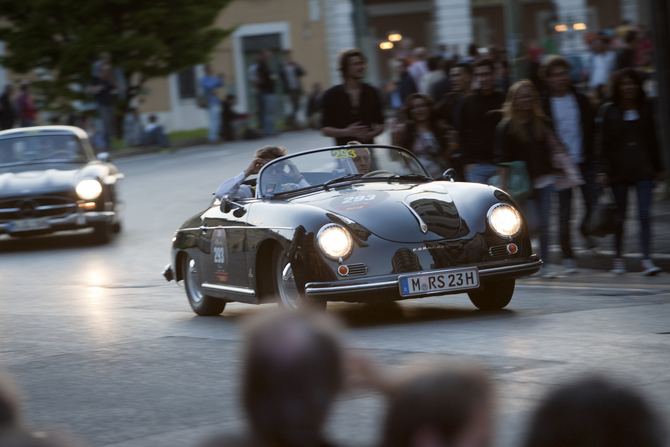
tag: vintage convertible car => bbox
[0,126,123,243]
[163,144,542,315]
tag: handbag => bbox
[588,187,622,237]
[496,160,532,201]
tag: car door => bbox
[199,199,254,294]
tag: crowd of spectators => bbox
[1,310,666,447]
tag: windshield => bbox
[0,135,88,166]
[257,146,430,197]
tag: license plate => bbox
[399,267,479,296]
[8,218,50,233]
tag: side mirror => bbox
[97,152,111,163]
[220,195,247,218]
[442,168,456,182]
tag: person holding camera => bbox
[215,145,308,200]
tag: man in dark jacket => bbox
[0,84,16,130]
[459,58,505,184]
[539,56,597,273]
[321,49,384,146]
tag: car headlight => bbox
[317,224,353,260]
[76,179,103,200]
[488,203,522,238]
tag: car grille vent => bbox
[489,245,510,257]
[347,263,368,276]
[0,196,76,221]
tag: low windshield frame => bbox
[0,134,90,166]
[256,145,431,198]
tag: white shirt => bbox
[215,171,311,200]
[550,93,584,164]
[588,51,616,88]
[283,64,300,90]
[408,61,429,91]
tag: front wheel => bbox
[182,253,226,316]
[273,247,326,310]
[467,279,515,310]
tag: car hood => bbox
[289,182,465,242]
[0,163,88,197]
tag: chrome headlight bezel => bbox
[317,223,354,261]
[75,179,103,201]
[487,203,522,239]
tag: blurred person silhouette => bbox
[539,56,597,273]
[306,83,323,129]
[397,58,418,105]
[200,64,225,143]
[123,107,143,147]
[321,49,384,146]
[430,58,453,103]
[419,56,444,98]
[279,50,306,129]
[15,82,37,128]
[221,95,249,141]
[241,310,344,447]
[380,363,494,447]
[1,369,22,429]
[215,145,308,200]
[256,51,278,137]
[616,30,638,70]
[407,47,429,90]
[523,375,666,447]
[587,34,617,103]
[391,93,448,178]
[497,80,582,279]
[141,115,170,148]
[0,84,16,130]
[459,58,504,185]
[597,68,665,276]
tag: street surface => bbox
[1,130,669,447]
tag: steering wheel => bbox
[362,170,395,178]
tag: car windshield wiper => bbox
[386,173,432,182]
[323,173,364,189]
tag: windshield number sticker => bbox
[331,149,357,159]
[341,195,376,205]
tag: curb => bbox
[548,246,670,273]
[109,137,209,159]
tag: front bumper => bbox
[304,256,542,301]
[0,211,116,235]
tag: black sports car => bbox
[0,126,123,243]
[163,144,541,315]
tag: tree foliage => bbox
[0,0,234,117]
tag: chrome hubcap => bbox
[186,258,204,303]
[278,260,301,310]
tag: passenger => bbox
[524,375,666,447]
[379,363,494,447]
[241,310,345,447]
[215,145,308,200]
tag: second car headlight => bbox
[488,203,522,238]
[76,179,102,200]
[317,224,353,260]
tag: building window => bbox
[178,67,197,99]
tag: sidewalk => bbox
[545,186,670,275]
[109,129,670,275]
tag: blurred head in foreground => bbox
[523,375,666,447]
[0,370,22,429]
[242,310,344,447]
[380,363,494,447]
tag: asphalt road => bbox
[1,130,669,447]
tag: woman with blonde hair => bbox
[497,79,581,278]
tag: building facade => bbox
[0,0,646,133]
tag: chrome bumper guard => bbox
[305,258,543,297]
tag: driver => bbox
[351,146,372,174]
[215,145,309,200]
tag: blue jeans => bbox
[524,186,552,264]
[612,180,654,259]
[207,102,221,142]
[262,93,277,136]
[557,164,597,259]
[465,163,498,184]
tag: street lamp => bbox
[380,42,394,50]
[388,33,402,42]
